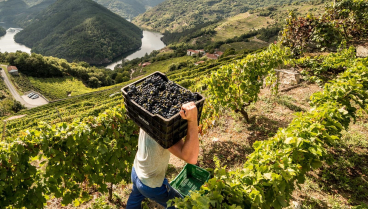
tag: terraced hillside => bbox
[0,86,122,137]
[0,50,252,137]
[162,1,325,51]
[1,1,367,208]
[132,0,321,33]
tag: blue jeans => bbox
[126,167,183,209]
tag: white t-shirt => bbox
[133,129,171,188]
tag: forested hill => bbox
[14,0,143,65]
[0,26,6,37]
[132,0,314,33]
[22,0,165,20]
[14,0,57,27]
[0,0,29,22]
[93,0,146,19]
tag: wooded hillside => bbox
[132,0,317,33]
[0,0,29,22]
[14,0,143,65]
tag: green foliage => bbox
[206,44,291,122]
[93,0,165,19]
[0,51,115,89]
[287,46,357,83]
[0,0,28,22]
[0,72,25,116]
[161,21,219,45]
[0,105,139,208]
[169,56,368,208]
[28,76,98,100]
[14,0,143,65]
[222,48,236,57]
[0,87,125,137]
[13,0,57,28]
[168,61,193,72]
[281,0,368,54]
[0,27,5,37]
[0,98,26,116]
[115,72,130,83]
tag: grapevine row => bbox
[0,104,138,208]
[169,56,368,208]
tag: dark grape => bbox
[128,75,198,119]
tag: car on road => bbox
[28,93,35,98]
[31,94,39,99]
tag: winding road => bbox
[0,64,38,108]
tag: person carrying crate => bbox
[126,102,199,209]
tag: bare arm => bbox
[168,102,199,164]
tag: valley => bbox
[105,30,166,70]
[14,0,143,65]
[0,26,31,53]
[132,0,324,33]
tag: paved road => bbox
[0,65,37,108]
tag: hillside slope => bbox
[132,0,312,33]
[92,0,165,19]
[0,0,29,22]
[163,2,324,45]
[14,0,57,27]
[23,0,44,6]
[14,0,143,65]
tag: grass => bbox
[28,76,97,100]
[213,12,272,42]
[219,40,270,52]
[132,56,195,78]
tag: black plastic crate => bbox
[122,71,205,149]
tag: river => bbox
[0,22,165,69]
[0,22,31,54]
[105,30,166,70]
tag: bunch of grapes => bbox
[127,75,198,119]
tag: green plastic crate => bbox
[170,164,211,197]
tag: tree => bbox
[88,76,101,88]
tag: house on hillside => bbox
[215,51,223,57]
[187,49,198,56]
[187,49,205,56]
[197,49,205,55]
[205,51,224,60]
[7,66,19,75]
[205,53,218,60]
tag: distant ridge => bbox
[14,0,57,27]
[0,0,29,22]
[14,0,143,65]
[92,0,165,19]
[133,0,310,33]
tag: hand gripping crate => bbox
[171,164,211,197]
[121,71,205,149]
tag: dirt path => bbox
[253,36,268,44]
[1,64,39,108]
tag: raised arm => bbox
[168,102,199,164]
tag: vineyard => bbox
[0,48,259,138]
[1,0,368,208]
[28,77,98,100]
[0,42,366,208]
[0,87,123,137]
